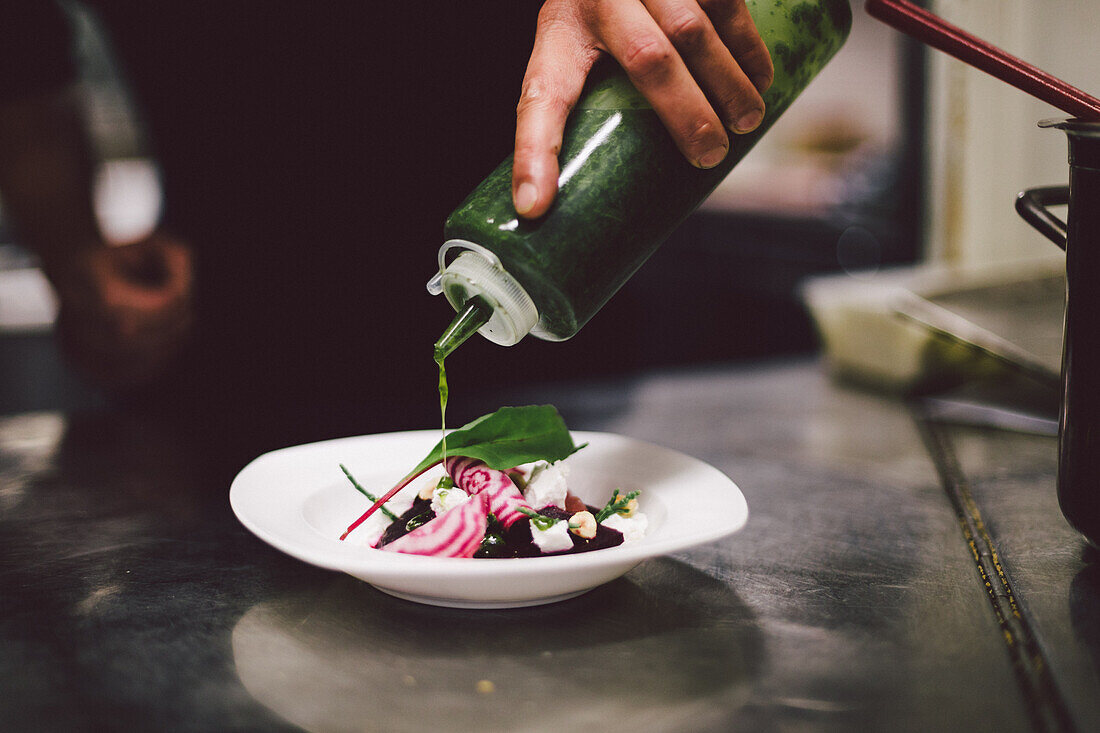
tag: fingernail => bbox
[735,109,764,133]
[514,182,539,215]
[752,75,772,92]
[698,146,727,169]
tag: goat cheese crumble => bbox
[523,460,569,509]
[431,486,470,515]
[601,512,648,544]
[529,517,573,553]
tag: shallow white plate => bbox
[230,430,748,608]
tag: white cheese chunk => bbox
[431,486,470,515]
[601,512,648,544]
[523,460,569,510]
[530,518,573,554]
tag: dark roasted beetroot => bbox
[375,497,433,548]
[482,505,624,558]
[378,499,625,558]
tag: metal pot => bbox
[1017,119,1100,546]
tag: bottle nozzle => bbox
[434,296,493,362]
[428,245,539,348]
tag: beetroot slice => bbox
[380,492,490,557]
[445,456,532,527]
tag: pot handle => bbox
[1015,186,1069,250]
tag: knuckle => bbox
[681,117,723,150]
[512,126,563,174]
[620,35,675,82]
[516,76,570,118]
[664,10,709,52]
[514,137,560,166]
[712,94,743,120]
[745,46,775,77]
[716,86,763,117]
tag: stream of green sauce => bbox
[432,296,492,462]
[435,349,448,460]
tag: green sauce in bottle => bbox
[429,0,852,346]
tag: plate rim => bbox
[230,429,748,585]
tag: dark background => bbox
[0,1,927,448]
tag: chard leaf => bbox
[410,405,582,476]
[340,405,582,541]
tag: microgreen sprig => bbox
[340,464,399,522]
[595,489,640,523]
[518,506,561,532]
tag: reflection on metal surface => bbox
[920,398,1059,437]
[939,416,1100,731]
[1070,556,1100,685]
[232,559,761,733]
[914,414,1074,733]
[0,412,66,511]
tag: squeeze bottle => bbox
[429,0,853,358]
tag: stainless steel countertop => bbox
[1,358,1095,731]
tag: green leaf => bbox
[340,405,583,541]
[409,405,583,476]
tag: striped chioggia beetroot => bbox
[444,456,532,527]
[380,491,490,557]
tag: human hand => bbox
[512,0,774,219]
[49,231,195,390]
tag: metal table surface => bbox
[2,358,1097,732]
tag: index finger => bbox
[512,15,598,219]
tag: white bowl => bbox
[230,430,747,608]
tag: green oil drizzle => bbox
[433,296,493,461]
[435,350,448,459]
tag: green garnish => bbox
[405,511,432,532]
[518,506,561,532]
[477,532,506,555]
[436,475,455,490]
[474,514,507,557]
[341,405,585,541]
[340,464,399,522]
[409,405,585,477]
[595,489,641,523]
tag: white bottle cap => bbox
[426,240,539,346]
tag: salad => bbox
[338,406,648,558]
